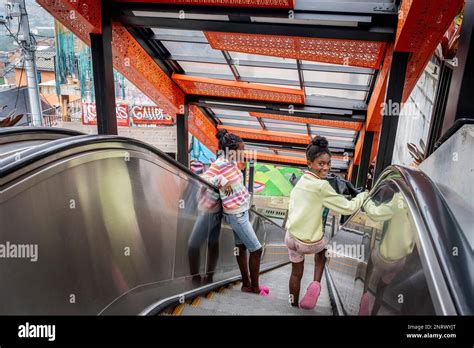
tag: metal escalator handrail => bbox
[0,133,284,230]
[367,165,473,315]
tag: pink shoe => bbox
[299,281,321,310]
[359,292,369,316]
[242,285,270,294]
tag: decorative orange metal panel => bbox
[217,125,310,145]
[205,32,386,69]
[112,23,184,117]
[36,0,101,44]
[250,112,362,131]
[394,0,464,102]
[173,74,305,104]
[112,0,294,8]
[366,43,392,132]
[188,105,218,153]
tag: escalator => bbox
[0,130,471,315]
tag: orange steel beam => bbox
[395,0,464,102]
[112,0,295,8]
[172,74,305,104]
[249,112,363,131]
[217,125,310,145]
[205,32,386,69]
[366,43,392,132]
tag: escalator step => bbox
[171,303,186,316]
[180,304,229,316]
[191,297,201,308]
[196,292,318,316]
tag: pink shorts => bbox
[285,232,328,263]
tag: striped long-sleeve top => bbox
[201,157,251,214]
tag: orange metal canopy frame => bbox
[36,0,464,168]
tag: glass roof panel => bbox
[178,61,234,77]
[257,83,301,90]
[219,119,261,127]
[302,60,350,67]
[305,87,367,100]
[262,118,357,136]
[303,70,371,86]
[133,11,228,21]
[310,125,356,136]
[263,121,308,133]
[229,52,297,65]
[161,41,225,61]
[211,109,250,117]
[236,65,299,82]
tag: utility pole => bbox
[8,0,43,126]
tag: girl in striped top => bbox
[202,129,269,296]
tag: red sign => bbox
[82,102,129,127]
[131,105,174,125]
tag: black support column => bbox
[248,160,255,194]
[350,165,359,186]
[90,0,117,135]
[356,131,374,189]
[176,103,189,167]
[374,52,410,180]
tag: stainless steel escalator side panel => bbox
[393,178,457,315]
[325,166,463,316]
[0,137,289,315]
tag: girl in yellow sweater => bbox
[286,136,368,309]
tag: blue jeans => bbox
[223,210,262,252]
